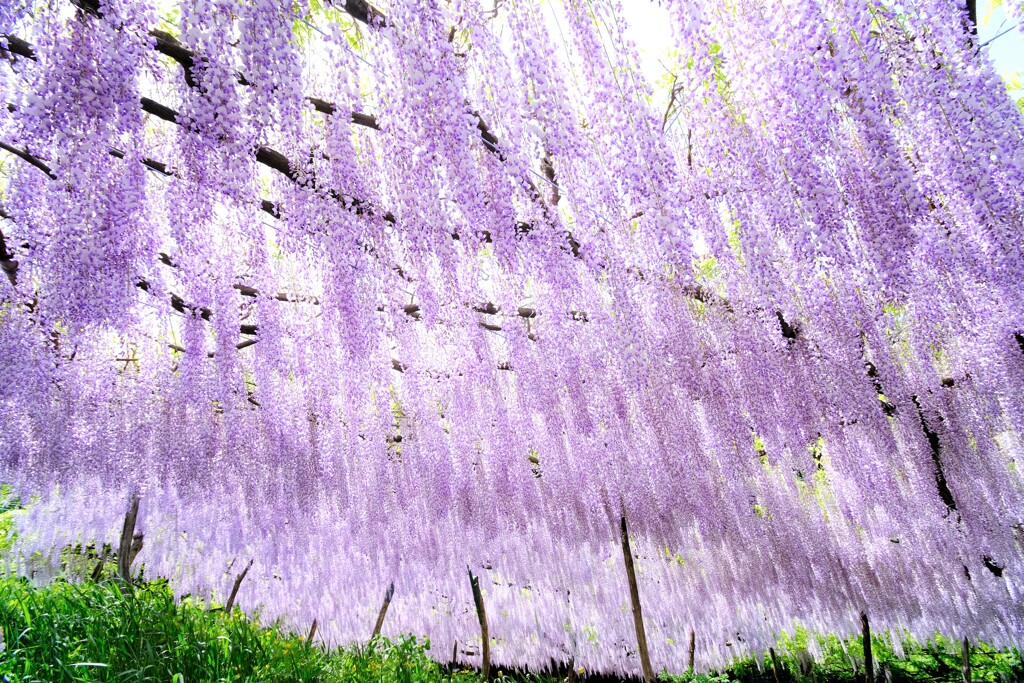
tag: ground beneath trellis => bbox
[0,578,1021,683]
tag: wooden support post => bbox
[91,546,109,582]
[620,516,655,683]
[962,638,972,683]
[861,612,874,683]
[371,581,395,639]
[117,493,141,585]
[307,618,318,644]
[688,629,696,672]
[770,647,783,683]
[224,559,253,613]
[468,568,491,682]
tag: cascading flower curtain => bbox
[0,0,1022,674]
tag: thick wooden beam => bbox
[139,98,395,223]
[0,33,35,60]
[620,516,654,683]
[5,31,392,222]
[326,0,506,163]
[70,0,383,128]
[4,46,595,267]
[371,581,395,639]
[469,568,491,682]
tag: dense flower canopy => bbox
[1,0,1023,674]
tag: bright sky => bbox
[621,0,1024,103]
[978,0,1024,98]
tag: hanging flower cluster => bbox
[1,0,1023,674]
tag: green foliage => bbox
[660,628,1024,683]
[1002,73,1024,115]
[0,485,22,558]
[0,485,21,514]
[2,576,1022,683]
[292,0,360,50]
[342,635,451,683]
[0,577,440,683]
[871,635,1023,683]
[661,668,735,683]
[155,6,181,38]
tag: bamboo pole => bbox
[371,582,395,639]
[468,568,490,682]
[117,493,141,585]
[962,638,971,683]
[224,559,253,613]
[620,516,654,683]
[861,613,874,683]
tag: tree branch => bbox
[326,0,507,161]
[223,558,253,613]
[0,34,35,61]
[0,141,56,179]
[0,209,19,286]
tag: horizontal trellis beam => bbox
[0,142,594,338]
[3,15,592,253]
[65,0,507,159]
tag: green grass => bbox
[0,576,1020,683]
[0,577,449,683]
[666,630,1024,683]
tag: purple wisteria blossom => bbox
[0,0,1022,674]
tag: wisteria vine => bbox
[1,0,1023,675]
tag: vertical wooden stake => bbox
[566,590,578,683]
[224,559,253,613]
[961,638,971,683]
[620,516,654,683]
[307,618,318,644]
[91,546,109,582]
[769,647,783,683]
[468,568,490,682]
[688,629,696,673]
[372,582,395,639]
[117,493,141,585]
[861,612,874,683]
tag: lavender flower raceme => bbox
[0,0,1022,674]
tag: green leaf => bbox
[981,0,1003,27]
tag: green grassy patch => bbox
[0,576,1020,683]
[0,577,445,683]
